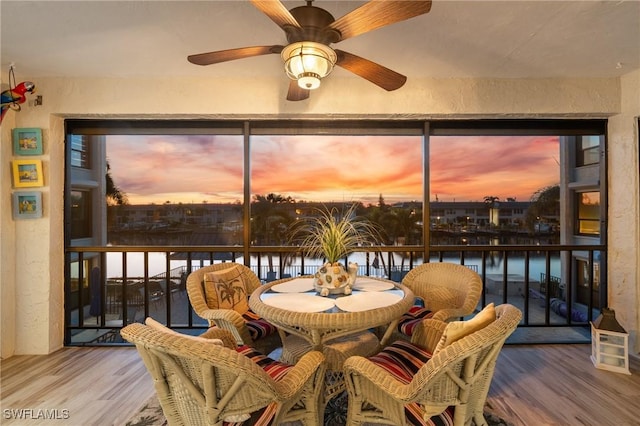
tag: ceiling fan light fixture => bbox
[282,41,337,90]
[297,72,322,90]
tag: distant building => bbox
[107,199,553,235]
[427,200,533,229]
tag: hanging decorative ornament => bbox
[1,65,36,126]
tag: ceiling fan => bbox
[188,0,432,101]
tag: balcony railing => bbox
[65,244,605,346]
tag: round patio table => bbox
[250,275,414,351]
[249,275,414,404]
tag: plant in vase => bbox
[287,204,381,296]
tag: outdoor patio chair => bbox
[343,303,522,426]
[186,262,281,354]
[121,322,326,426]
[396,262,483,339]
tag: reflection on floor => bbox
[507,326,590,344]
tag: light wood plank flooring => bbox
[1,344,639,425]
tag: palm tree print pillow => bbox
[203,265,250,314]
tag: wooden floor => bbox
[1,344,639,426]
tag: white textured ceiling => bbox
[1,0,639,83]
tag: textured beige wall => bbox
[13,76,621,117]
[1,82,17,359]
[607,69,640,353]
[1,74,637,355]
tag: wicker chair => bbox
[343,304,522,426]
[396,262,483,340]
[186,263,280,354]
[121,323,326,426]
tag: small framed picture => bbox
[12,128,43,155]
[13,191,43,219]
[12,159,44,188]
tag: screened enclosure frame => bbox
[63,118,608,343]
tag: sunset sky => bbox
[107,134,559,205]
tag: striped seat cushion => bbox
[397,306,434,337]
[368,340,455,426]
[242,309,278,341]
[228,346,295,425]
[236,345,293,381]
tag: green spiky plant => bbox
[288,204,381,264]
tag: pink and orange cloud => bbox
[107,134,558,205]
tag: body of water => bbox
[105,250,561,283]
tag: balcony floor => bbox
[1,344,639,425]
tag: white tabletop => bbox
[259,277,403,313]
[250,276,414,351]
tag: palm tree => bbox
[106,161,127,205]
[483,195,500,206]
[393,207,421,245]
[390,206,421,273]
[366,194,395,245]
[526,185,560,232]
[106,161,127,232]
[251,193,294,275]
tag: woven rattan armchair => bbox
[396,262,483,340]
[343,304,522,426]
[121,323,326,426]
[186,262,280,354]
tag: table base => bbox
[281,331,380,405]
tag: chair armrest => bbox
[199,308,253,346]
[273,351,326,399]
[198,327,237,349]
[431,308,468,322]
[344,351,462,406]
[343,356,413,401]
[411,318,447,353]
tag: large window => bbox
[70,135,90,168]
[429,135,560,244]
[65,119,607,249]
[70,190,92,239]
[576,191,601,235]
[576,135,600,167]
[104,133,244,246]
[249,134,423,246]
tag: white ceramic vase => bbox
[314,261,358,296]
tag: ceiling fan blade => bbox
[329,0,432,41]
[287,80,311,101]
[287,80,310,101]
[250,0,301,30]
[187,45,283,66]
[335,49,407,91]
